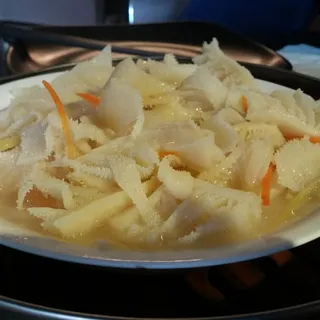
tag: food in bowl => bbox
[0,39,319,250]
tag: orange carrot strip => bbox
[284,135,320,144]
[309,136,320,143]
[240,95,248,113]
[284,135,303,141]
[158,151,178,160]
[42,80,76,159]
[261,163,276,206]
[77,92,101,108]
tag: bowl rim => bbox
[0,58,319,270]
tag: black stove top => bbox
[1,239,320,320]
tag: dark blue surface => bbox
[179,0,318,47]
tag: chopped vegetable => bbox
[0,134,20,152]
[309,136,320,143]
[42,80,76,159]
[282,178,320,216]
[261,163,276,206]
[240,95,248,113]
[158,151,178,160]
[76,92,101,108]
[284,135,301,141]
[284,135,320,144]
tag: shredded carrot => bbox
[284,135,303,141]
[309,136,320,143]
[77,92,101,108]
[240,95,248,113]
[42,80,76,159]
[261,163,276,206]
[158,151,178,160]
[284,135,320,144]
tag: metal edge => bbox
[0,59,318,90]
[1,20,293,70]
[1,293,320,320]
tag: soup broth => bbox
[0,39,319,252]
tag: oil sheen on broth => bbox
[0,186,318,251]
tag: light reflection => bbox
[128,2,135,24]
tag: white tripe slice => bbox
[272,89,317,127]
[51,178,158,237]
[315,101,320,129]
[69,120,108,145]
[53,158,113,180]
[17,121,47,165]
[246,90,320,136]
[98,78,144,137]
[107,206,141,233]
[109,58,173,97]
[67,171,118,192]
[16,180,34,211]
[136,55,196,85]
[193,38,258,89]
[113,186,179,241]
[3,66,90,135]
[234,122,285,149]
[179,66,228,111]
[0,148,27,194]
[0,109,11,132]
[108,186,172,236]
[160,196,206,239]
[78,136,133,164]
[130,111,145,139]
[274,139,320,192]
[163,178,262,241]
[216,107,245,125]
[44,125,64,159]
[174,133,224,170]
[109,185,170,232]
[106,154,154,222]
[48,46,112,103]
[158,155,194,200]
[28,207,68,223]
[0,112,42,138]
[197,144,243,187]
[75,140,92,154]
[178,220,222,244]
[155,121,224,170]
[17,163,75,210]
[70,45,113,89]
[6,86,55,121]
[201,113,239,153]
[1,48,113,134]
[152,186,179,221]
[295,90,318,127]
[136,163,155,181]
[125,143,158,181]
[143,97,196,129]
[16,162,46,209]
[69,186,105,207]
[235,139,273,189]
[128,142,159,167]
[163,53,179,65]
[152,120,199,148]
[193,179,262,229]
[50,72,91,104]
[32,172,75,210]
